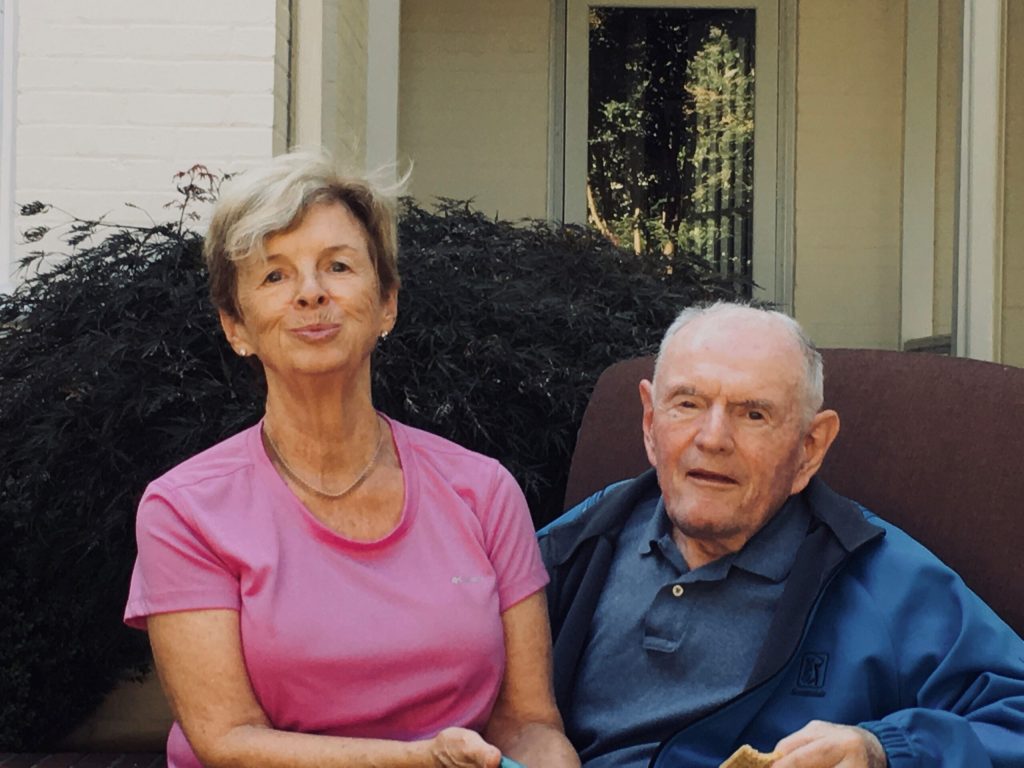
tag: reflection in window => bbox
[587,8,755,292]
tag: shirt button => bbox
[671,584,685,598]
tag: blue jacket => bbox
[538,471,1024,768]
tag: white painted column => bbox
[0,0,17,292]
[366,0,400,176]
[292,0,325,149]
[900,0,939,346]
[955,0,1005,361]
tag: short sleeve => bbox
[124,484,240,630]
[479,464,550,612]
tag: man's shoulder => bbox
[804,478,948,575]
[539,470,661,564]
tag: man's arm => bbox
[769,523,1024,768]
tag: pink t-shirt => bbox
[124,416,549,768]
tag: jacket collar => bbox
[542,469,661,567]
[543,471,882,567]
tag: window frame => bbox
[0,0,16,293]
[551,0,795,309]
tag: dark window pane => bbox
[587,7,755,293]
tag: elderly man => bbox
[539,303,1024,768]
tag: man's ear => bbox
[639,379,657,468]
[790,409,840,495]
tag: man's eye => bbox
[748,410,765,421]
[679,400,697,409]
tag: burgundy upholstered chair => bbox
[563,349,1024,637]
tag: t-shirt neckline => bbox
[248,413,416,550]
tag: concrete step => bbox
[0,755,165,767]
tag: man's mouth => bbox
[686,469,739,485]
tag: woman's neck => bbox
[262,368,380,471]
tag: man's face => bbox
[641,312,820,564]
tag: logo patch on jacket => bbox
[793,652,828,696]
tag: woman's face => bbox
[220,201,397,380]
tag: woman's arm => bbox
[483,592,581,768]
[149,609,503,768]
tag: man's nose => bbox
[694,406,734,453]
[294,270,327,307]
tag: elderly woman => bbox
[124,151,578,768]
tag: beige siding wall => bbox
[1002,2,1024,365]
[14,0,284,267]
[399,0,550,219]
[793,0,906,348]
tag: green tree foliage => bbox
[0,187,745,749]
[587,7,754,278]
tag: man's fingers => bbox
[771,721,885,768]
[773,720,831,757]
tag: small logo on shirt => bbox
[451,575,486,584]
[793,652,828,696]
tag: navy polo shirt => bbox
[565,493,812,768]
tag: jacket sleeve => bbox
[856,521,1024,768]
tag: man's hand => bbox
[429,727,504,768]
[771,721,887,768]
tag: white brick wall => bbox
[11,0,287,279]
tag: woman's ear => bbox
[381,289,398,336]
[219,310,251,357]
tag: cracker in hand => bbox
[719,744,780,768]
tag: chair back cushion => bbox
[563,349,1024,636]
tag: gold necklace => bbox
[263,417,385,499]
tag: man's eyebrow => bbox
[663,383,700,398]
[738,398,775,412]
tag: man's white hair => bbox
[654,301,825,423]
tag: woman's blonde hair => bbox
[204,150,402,318]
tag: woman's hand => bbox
[428,727,503,767]
[484,592,581,767]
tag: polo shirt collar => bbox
[638,493,812,582]
[733,494,812,582]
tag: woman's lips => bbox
[290,323,341,341]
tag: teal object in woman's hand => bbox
[500,757,526,768]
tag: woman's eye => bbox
[262,270,284,285]
[329,260,349,273]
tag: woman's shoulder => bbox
[389,417,497,466]
[148,422,263,495]
[389,417,506,477]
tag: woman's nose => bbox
[294,271,327,307]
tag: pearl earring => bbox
[238,347,247,357]
[380,331,389,341]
